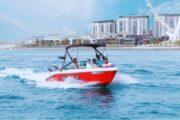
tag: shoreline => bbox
[0,44,180,50]
[6,46,180,50]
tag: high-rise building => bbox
[153,14,180,38]
[92,20,116,38]
[116,16,149,35]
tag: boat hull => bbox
[46,68,117,85]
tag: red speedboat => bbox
[46,44,117,86]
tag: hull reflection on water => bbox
[80,87,113,108]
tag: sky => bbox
[0,0,180,41]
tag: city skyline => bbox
[0,0,180,41]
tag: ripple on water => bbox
[134,69,154,74]
[0,94,24,100]
[4,75,26,84]
[172,71,180,76]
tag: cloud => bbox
[61,26,77,36]
[137,0,180,15]
[0,13,32,32]
[155,0,180,14]
[81,0,95,20]
[40,0,96,21]
[0,0,123,41]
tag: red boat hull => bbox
[47,69,117,85]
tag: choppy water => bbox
[0,49,180,120]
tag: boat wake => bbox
[112,73,139,85]
[0,68,139,89]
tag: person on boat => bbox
[103,58,113,68]
[96,54,103,67]
[86,59,92,68]
[92,59,98,68]
[71,58,79,69]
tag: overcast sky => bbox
[0,0,180,41]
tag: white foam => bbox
[112,73,139,84]
[0,68,98,89]
[0,68,139,89]
[0,68,48,82]
[36,77,98,89]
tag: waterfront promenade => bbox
[1,44,180,50]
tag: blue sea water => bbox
[0,49,180,120]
